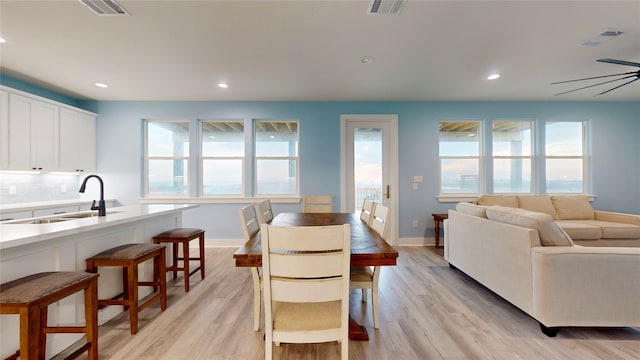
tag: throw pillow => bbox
[551,195,595,220]
[517,195,559,219]
[478,195,518,207]
[455,202,488,218]
[486,205,574,246]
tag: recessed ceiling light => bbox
[487,74,500,80]
[360,56,375,64]
[218,82,229,89]
[95,82,108,88]
[0,37,6,43]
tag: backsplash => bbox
[0,173,82,204]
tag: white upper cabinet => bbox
[59,107,96,173]
[0,87,97,172]
[5,93,59,171]
[0,90,8,169]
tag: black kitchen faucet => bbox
[79,175,106,216]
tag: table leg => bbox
[434,216,440,248]
[348,316,369,341]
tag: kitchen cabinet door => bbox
[59,107,96,173]
[0,90,8,169]
[5,93,59,171]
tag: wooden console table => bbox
[432,213,448,248]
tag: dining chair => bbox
[261,223,350,360]
[302,195,333,213]
[360,199,376,224]
[256,199,274,224]
[239,204,262,331]
[350,202,390,328]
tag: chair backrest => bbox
[360,199,376,224]
[239,204,260,241]
[302,195,333,213]
[261,223,351,347]
[370,203,390,239]
[256,199,274,224]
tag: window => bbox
[255,121,299,195]
[201,121,244,196]
[439,121,481,194]
[545,121,586,193]
[144,120,189,196]
[492,120,533,193]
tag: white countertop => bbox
[0,204,197,250]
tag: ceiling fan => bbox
[552,58,640,96]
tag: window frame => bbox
[143,119,190,198]
[491,119,535,194]
[199,119,246,198]
[438,120,483,196]
[544,120,589,194]
[253,120,300,197]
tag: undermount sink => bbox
[2,210,123,224]
[61,210,122,219]
[7,217,72,224]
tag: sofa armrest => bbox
[594,210,640,225]
[531,246,640,327]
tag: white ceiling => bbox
[1,0,639,101]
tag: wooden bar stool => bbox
[0,271,99,360]
[85,243,166,335]
[153,228,205,292]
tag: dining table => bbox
[233,212,399,340]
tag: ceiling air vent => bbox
[368,0,406,15]
[580,29,623,47]
[80,0,130,16]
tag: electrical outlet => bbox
[61,184,68,193]
[413,183,418,190]
[412,220,419,228]
[9,185,16,195]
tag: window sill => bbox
[138,196,302,204]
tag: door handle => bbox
[384,185,390,199]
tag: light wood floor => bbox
[63,247,640,360]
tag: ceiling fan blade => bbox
[553,74,637,96]
[597,58,640,68]
[597,77,640,95]
[551,71,637,85]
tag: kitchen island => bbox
[0,204,197,359]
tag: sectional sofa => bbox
[443,197,640,336]
[477,195,640,247]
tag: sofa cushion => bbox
[555,220,602,240]
[551,195,595,220]
[486,205,573,246]
[580,220,640,239]
[455,202,488,218]
[478,195,518,207]
[517,196,559,219]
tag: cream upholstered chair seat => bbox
[262,223,350,360]
[350,202,389,329]
[272,301,342,332]
[239,204,262,331]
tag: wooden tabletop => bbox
[233,212,398,268]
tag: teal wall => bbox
[0,73,89,110]
[92,100,640,241]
